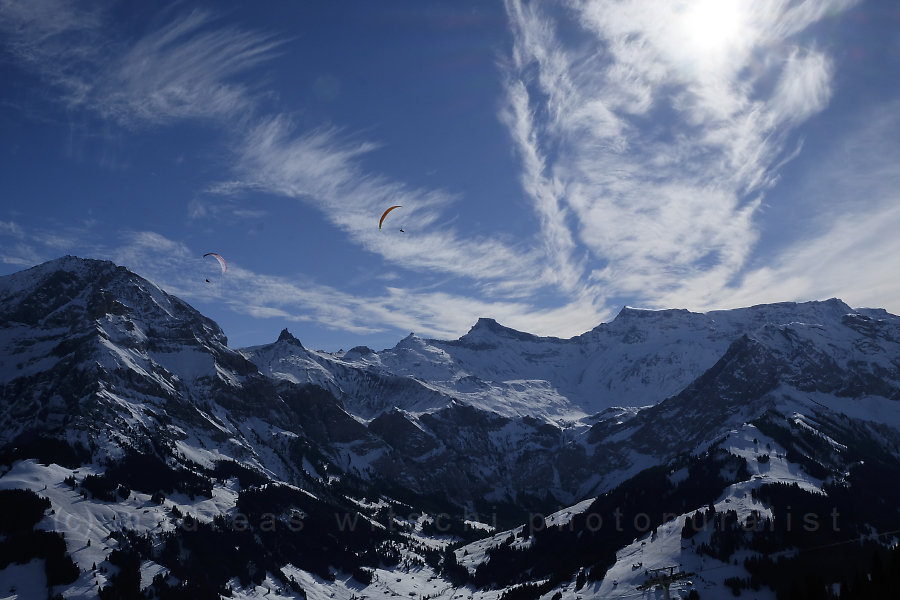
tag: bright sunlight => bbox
[680,0,746,54]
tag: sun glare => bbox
[680,0,745,54]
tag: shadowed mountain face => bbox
[4,257,899,506]
[241,292,900,499]
[3,257,900,599]
[245,295,892,423]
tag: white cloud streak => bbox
[108,231,590,340]
[499,0,859,313]
[771,49,833,125]
[95,10,282,127]
[1,1,603,339]
[684,201,900,314]
[0,1,280,128]
[6,0,895,345]
[698,100,900,314]
[219,116,550,295]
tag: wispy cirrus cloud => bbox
[695,99,900,314]
[0,1,280,128]
[95,10,282,128]
[1,1,605,338]
[0,218,89,268]
[5,0,894,348]
[0,221,24,238]
[215,116,549,295]
[107,230,599,341]
[499,0,859,312]
[770,49,834,126]
[1,216,612,341]
[0,0,105,66]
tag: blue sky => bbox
[2,0,899,351]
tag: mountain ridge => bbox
[3,256,900,599]
[248,296,868,425]
[5,258,899,503]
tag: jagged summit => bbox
[1,255,115,298]
[393,332,427,350]
[0,254,227,346]
[3,257,900,600]
[614,305,693,318]
[710,297,853,322]
[0,256,254,445]
[471,317,503,330]
[276,328,303,346]
[343,345,374,358]
[456,316,552,346]
[452,299,858,348]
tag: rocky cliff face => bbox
[0,257,378,487]
[3,257,900,599]
[242,294,900,502]
[4,258,900,506]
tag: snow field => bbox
[0,559,46,600]
[579,423,828,599]
[0,459,245,598]
[722,423,823,493]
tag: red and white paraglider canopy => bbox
[203,252,227,274]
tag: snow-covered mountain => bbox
[244,296,898,424]
[2,256,899,600]
[0,256,377,481]
[241,293,900,500]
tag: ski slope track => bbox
[1,256,899,599]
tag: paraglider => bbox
[203,252,227,279]
[378,205,402,230]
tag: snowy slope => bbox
[3,257,900,600]
[448,419,895,600]
[244,299,888,426]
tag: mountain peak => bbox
[395,332,423,348]
[1,255,115,294]
[1,255,229,348]
[613,306,693,320]
[707,298,856,329]
[36,255,122,279]
[344,345,375,357]
[457,317,543,346]
[472,317,504,331]
[277,328,303,347]
[606,299,857,331]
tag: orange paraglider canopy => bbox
[379,205,402,230]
